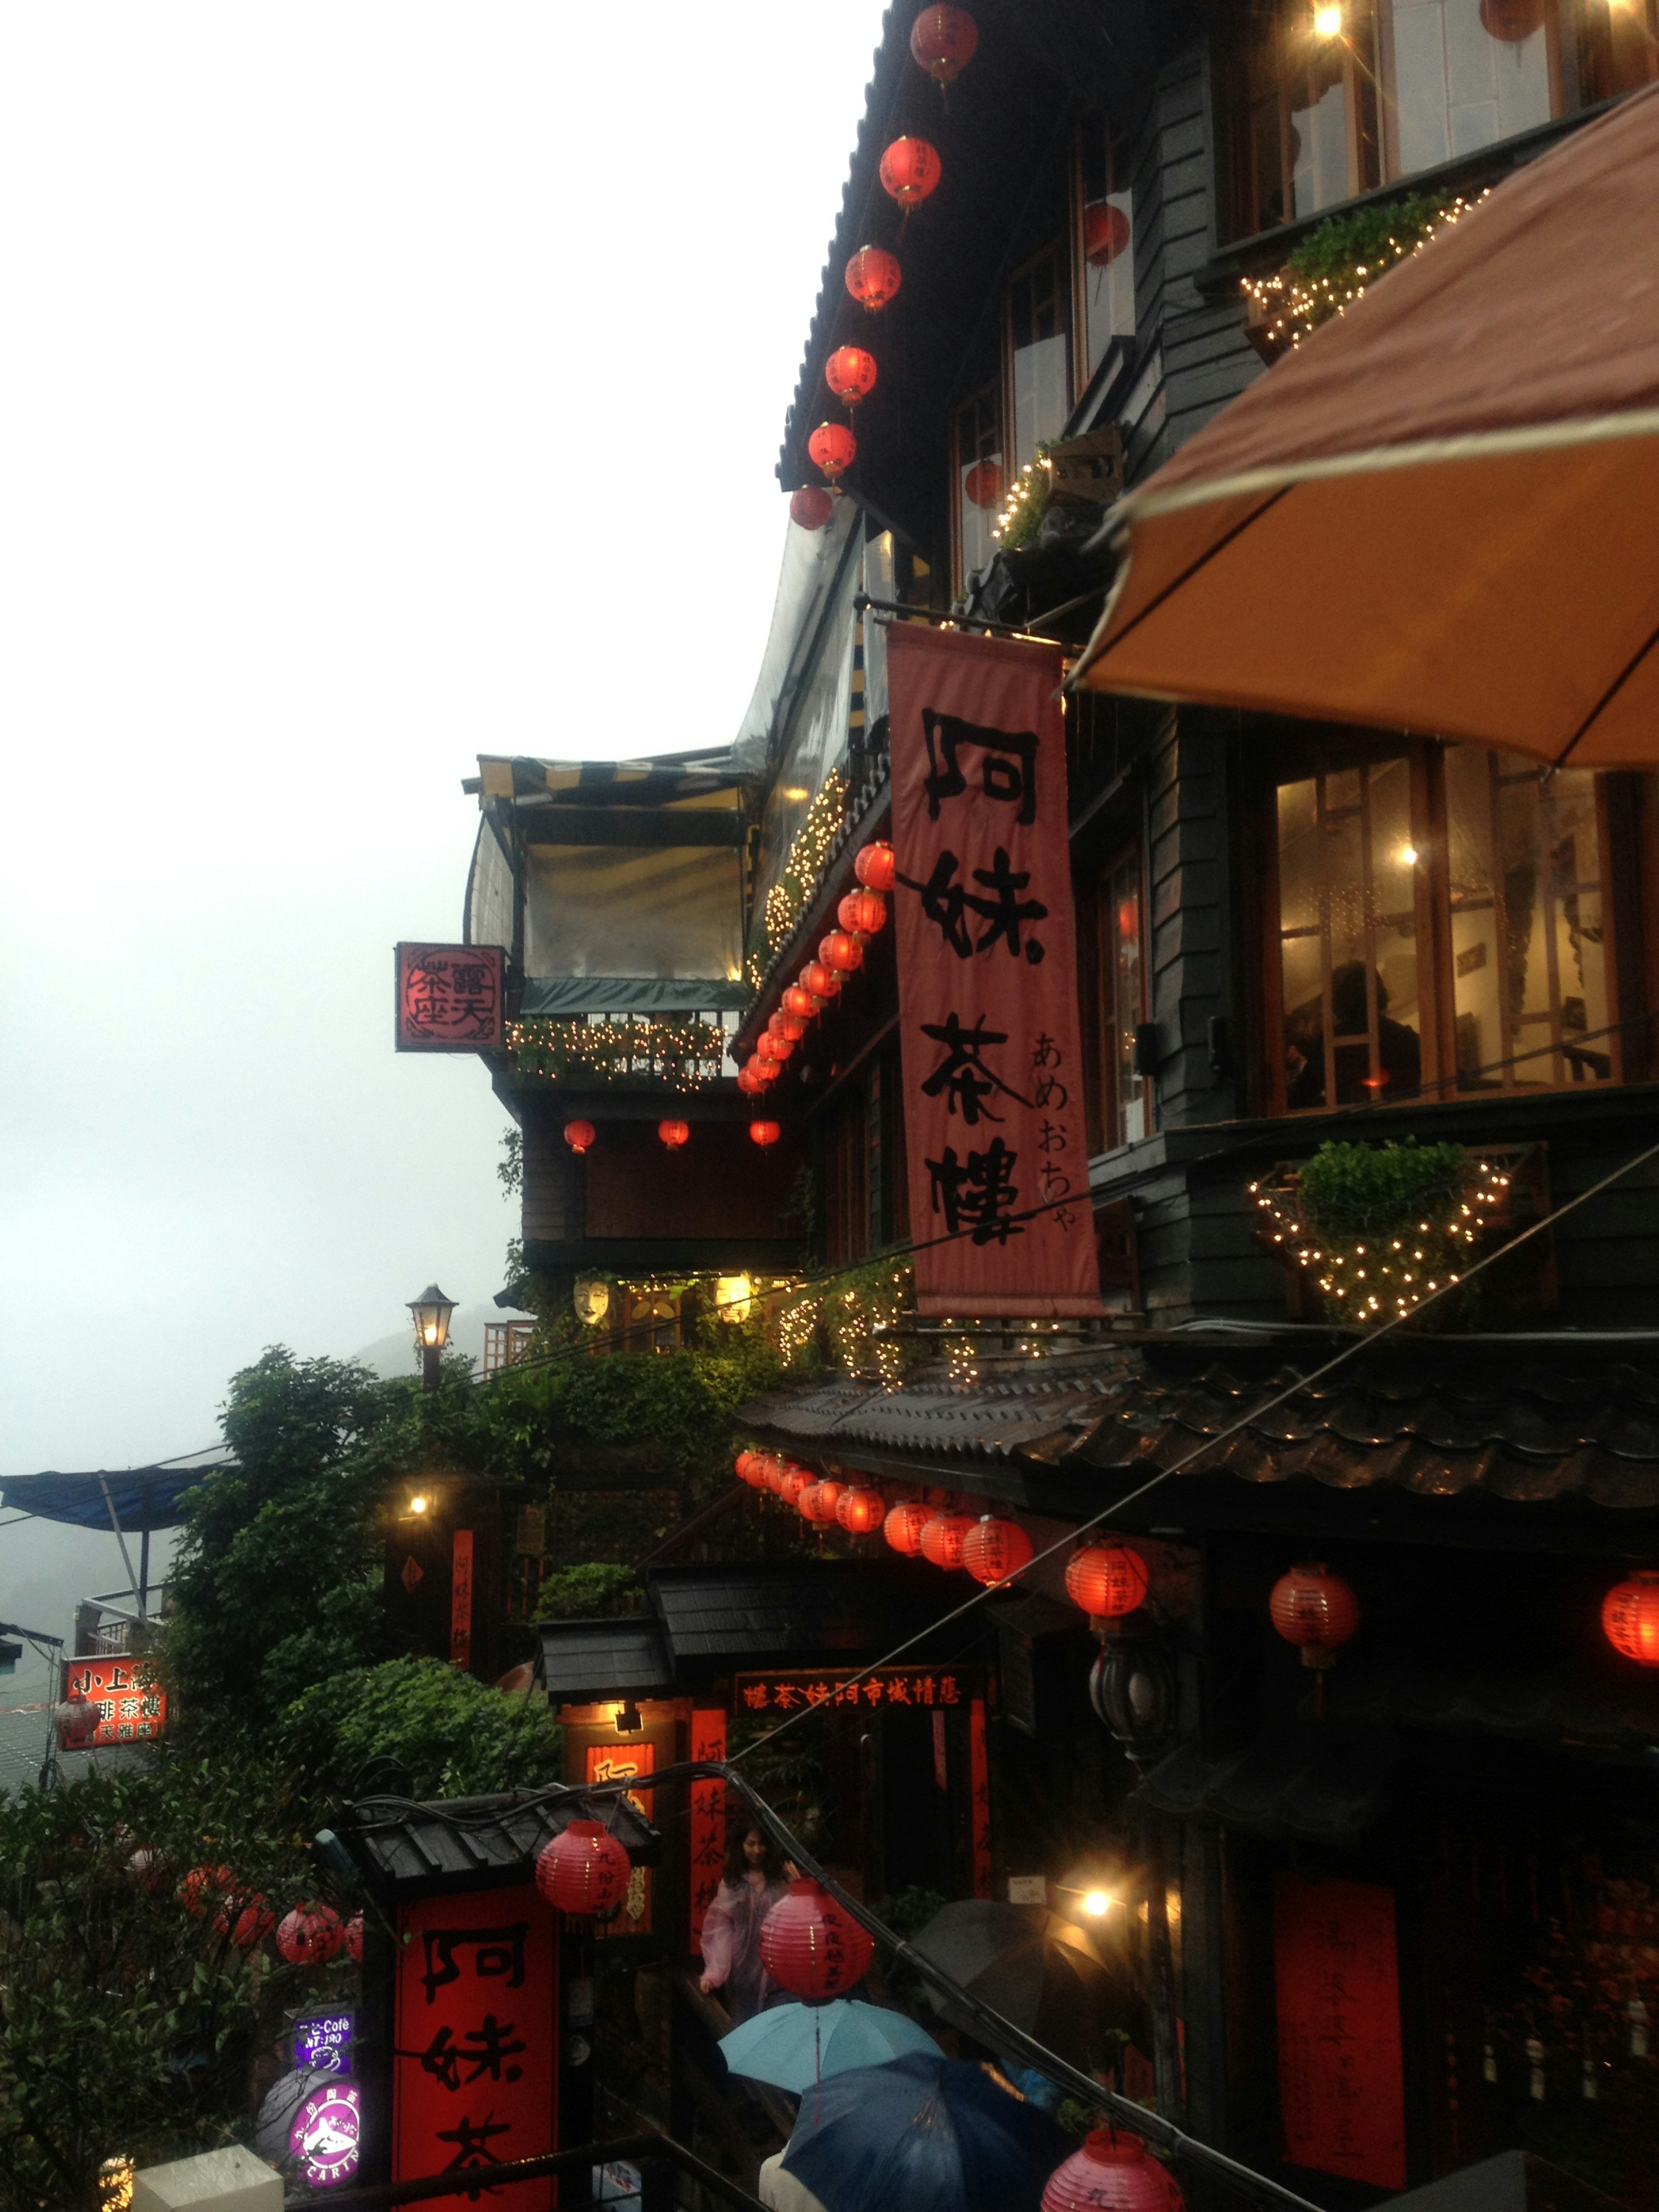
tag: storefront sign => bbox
[886,624,1102,1317]
[586,1742,653,1936]
[394,944,505,1052]
[295,2012,354,2075]
[969,1697,992,1900]
[733,1667,973,1713]
[392,1887,557,2212]
[449,1531,473,1672]
[288,2081,361,2189]
[1274,1872,1406,2189]
[62,1659,166,1745]
[689,1709,727,1952]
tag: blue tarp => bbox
[0,1453,231,1532]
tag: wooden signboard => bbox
[394,944,505,1051]
[1274,1872,1407,2190]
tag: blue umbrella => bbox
[781,2053,1069,2212]
[719,2000,941,2091]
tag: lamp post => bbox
[408,1284,458,1393]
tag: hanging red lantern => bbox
[845,245,902,312]
[1269,1562,1360,1668]
[879,136,942,212]
[1479,0,1544,38]
[884,1499,933,1556]
[563,1119,597,1156]
[535,1820,631,1916]
[821,931,864,974]
[658,1119,690,1150]
[803,960,839,1000]
[759,1876,875,1999]
[837,1486,887,1535]
[799,1479,846,1526]
[773,1011,807,1044]
[735,1449,759,1484]
[345,1913,363,1964]
[784,983,820,1020]
[854,841,897,893]
[962,1515,1034,1586]
[910,5,979,88]
[1065,1541,1150,1623]
[808,420,857,484]
[839,888,887,938]
[54,1695,101,1752]
[737,1068,766,1096]
[789,484,835,531]
[1084,201,1132,268]
[757,1032,792,1062]
[276,1904,344,1967]
[921,1510,976,1570]
[1603,1570,1659,1665]
[178,1863,235,1917]
[763,1454,788,1496]
[780,1464,816,1508]
[750,1120,782,1147]
[214,1891,276,1949]
[1042,2130,1186,2212]
[963,459,1004,510]
[826,346,878,410]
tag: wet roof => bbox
[535,1619,676,1701]
[341,1786,659,1901]
[649,1562,943,1664]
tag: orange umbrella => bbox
[1072,86,1659,773]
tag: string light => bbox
[761,770,850,960]
[991,452,1052,549]
[778,1260,915,1385]
[1242,191,1490,351]
[1251,1159,1510,1325]
[508,1016,730,1092]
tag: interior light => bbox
[1399,845,1418,866]
[409,1494,429,1516]
[1313,3,1342,31]
[1082,1889,1113,1917]
[782,787,810,802]
[615,1699,644,1735]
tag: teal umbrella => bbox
[719,1999,941,2091]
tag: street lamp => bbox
[408,1283,458,1393]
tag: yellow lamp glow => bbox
[409,1494,429,1516]
[1314,3,1342,31]
[716,1272,755,1323]
[1082,1889,1113,1917]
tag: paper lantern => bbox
[911,5,979,87]
[757,1032,791,1062]
[799,1480,845,1526]
[737,1068,766,1096]
[1065,1541,1150,1622]
[1084,202,1131,268]
[735,1449,760,1486]
[760,1876,875,1999]
[773,1011,807,1044]
[563,1119,596,1156]
[854,841,896,893]
[962,1515,1034,1586]
[345,1913,363,1964]
[845,245,902,312]
[214,1892,275,1949]
[763,1454,789,1496]
[779,1464,815,1508]
[821,931,864,973]
[1480,0,1544,37]
[837,1486,887,1535]
[276,1904,344,1967]
[1269,1562,1360,1668]
[784,984,820,1020]
[54,1696,101,1751]
[1042,2131,1185,2212]
[790,484,835,531]
[750,1120,782,1147]
[920,1510,976,1570]
[839,888,887,937]
[658,1119,690,1150]
[808,420,857,484]
[879,135,942,211]
[803,960,839,999]
[1603,1570,1659,1665]
[826,346,878,409]
[535,1820,631,1916]
[178,1863,235,1917]
[884,1499,933,1556]
[964,459,1004,510]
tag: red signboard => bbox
[969,1697,992,1900]
[450,1531,474,1672]
[395,944,505,1051]
[689,1709,727,1953]
[63,1659,166,1745]
[585,1742,653,1937]
[886,624,1103,1316]
[392,1886,558,2212]
[732,1667,972,1713]
[1274,1872,1406,2189]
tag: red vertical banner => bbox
[450,1531,474,1672]
[585,1743,654,1936]
[886,623,1103,1316]
[392,1886,558,2211]
[689,1710,728,1952]
[969,1697,992,1899]
[1274,1873,1406,2189]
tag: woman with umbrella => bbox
[697,1824,793,2023]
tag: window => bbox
[954,382,1003,589]
[1099,849,1150,1147]
[1006,244,1071,472]
[1239,0,1381,233]
[1075,118,1135,387]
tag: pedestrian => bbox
[698,1824,792,2024]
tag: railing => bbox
[73,1589,166,1661]
[505,1012,739,1089]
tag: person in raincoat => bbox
[697,1824,792,2023]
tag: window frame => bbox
[1096,840,1153,1152]
[950,377,1004,598]
[1002,238,1073,480]
[1070,116,1136,398]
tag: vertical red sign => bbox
[969,1697,992,1899]
[689,1710,727,1953]
[1274,1872,1406,2189]
[392,1886,558,2212]
[886,623,1103,1316]
[586,1743,654,1936]
[450,1532,474,1672]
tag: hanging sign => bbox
[62,1659,166,1745]
[394,944,506,1051]
[295,2012,354,2076]
[733,1666,974,1713]
[449,1531,474,1672]
[688,1710,727,1952]
[886,623,1103,1316]
[288,2080,361,2190]
[969,1696,992,1899]
[1274,1872,1406,2189]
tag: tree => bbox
[282,1656,561,1800]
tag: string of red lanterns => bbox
[962,1514,1034,1586]
[837,1485,887,1535]
[879,135,942,214]
[855,841,896,892]
[1065,1540,1150,1627]
[884,1497,933,1556]
[920,1509,976,1570]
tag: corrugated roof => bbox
[341,1787,658,1901]
[536,1619,675,1700]
[648,1562,942,1664]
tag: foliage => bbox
[498,1125,523,1196]
[534,1562,644,1621]
[1297,1138,1466,1233]
[992,444,1052,554]
[778,1254,918,1383]
[1245,189,1486,348]
[281,1657,561,1801]
[506,1017,729,1092]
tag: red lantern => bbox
[921,1510,976,1570]
[1084,201,1132,268]
[884,1499,933,1556]
[880,136,942,212]
[345,1913,363,1964]
[214,1891,275,1949]
[178,1863,235,1917]
[735,1449,758,1485]
[784,983,820,1020]
[750,1120,782,1147]
[1603,1570,1659,1665]
[759,1876,875,1999]
[854,841,897,893]
[535,1820,631,1916]
[821,931,864,974]
[774,1012,807,1043]
[757,1032,791,1062]
[838,887,888,938]
[1480,0,1544,37]
[1269,1562,1360,1668]
[799,1480,845,1526]
[737,1068,766,1096]
[658,1119,690,1150]
[763,1454,788,1496]
[808,420,857,484]
[54,1695,101,1752]
[803,960,839,999]
[964,459,1004,510]
[845,245,902,313]
[790,484,835,532]
[1042,2131,1185,2212]
[826,346,878,410]
[1065,1541,1150,1623]
[837,1486,887,1535]
[276,1904,344,1967]
[962,1515,1034,1587]
[563,1119,596,1156]
[780,1464,816,1508]
[911,5,979,88]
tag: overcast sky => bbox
[0,6,887,1505]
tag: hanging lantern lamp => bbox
[772,1011,808,1044]
[345,1913,363,1964]
[276,1904,344,1967]
[789,484,835,531]
[845,245,902,312]
[826,346,878,410]
[803,960,839,999]
[799,1479,846,1526]
[563,1119,597,1156]
[1042,2131,1186,2212]
[920,1510,977,1570]
[1065,1541,1150,1625]
[779,1464,815,1508]
[54,1695,101,1752]
[837,1486,887,1535]
[884,1498,933,1556]
[1269,1562,1360,1668]
[658,1119,690,1150]
[737,1068,766,1096]
[839,888,887,938]
[910,5,979,89]
[750,1120,782,1147]
[763,1454,788,1495]
[535,1821,632,1916]
[1084,202,1132,268]
[178,1863,235,1917]
[879,136,942,212]
[1603,1570,1659,1665]
[759,1876,875,1999]
[808,420,857,484]
[735,1449,756,1484]
[822,931,864,974]
[854,841,897,892]
[1479,0,1545,38]
[963,1515,1034,1587]
[216,1892,276,1949]
[964,459,1004,510]
[784,984,820,1020]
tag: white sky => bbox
[0,3,889,1491]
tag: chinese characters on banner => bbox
[392,1887,557,2212]
[450,1532,474,1672]
[733,1668,971,1714]
[394,944,506,1052]
[585,1744,653,1937]
[969,1698,992,1901]
[1273,1872,1406,2189]
[885,624,1103,1316]
[63,1660,166,1745]
[688,1710,727,1955]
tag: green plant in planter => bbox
[1262,1139,1489,1326]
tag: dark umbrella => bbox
[781,2053,1069,2212]
[911,1900,1119,2072]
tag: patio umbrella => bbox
[1071,83,1659,773]
[780,2053,1069,2212]
[719,1998,942,2091]
[910,1899,1118,2071]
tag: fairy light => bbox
[507,1015,730,1092]
[761,769,849,956]
[990,454,1052,550]
[1252,1157,1510,1325]
[1242,191,1490,352]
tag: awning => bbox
[1073,85,1659,773]
[535,1618,676,1701]
[0,1451,230,1532]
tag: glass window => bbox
[1007,245,1071,472]
[1077,118,1135,383]
[1240,0,1381,233]
[1380,0,1552,176]
[1574,0,1659,105]
[955,383,1003,586]
[1100,849,1149,1147]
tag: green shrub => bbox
[282,1657,562,1801]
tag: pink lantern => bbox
[759,1876,875,1998]
[1042,2131,1186,2212]
[535,1820,631,1916]
[276,1904,345,1967]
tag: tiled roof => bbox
[341,1787,658,1901]
[534,1619,675,1700]
[1325,1659,1659,1750]
[739,1356,1133,1468]
[648,1562,942,1663]
[1132,1725,1393,1844]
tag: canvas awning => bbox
[1072,85,1659,773]
[0,1451,229,1532]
